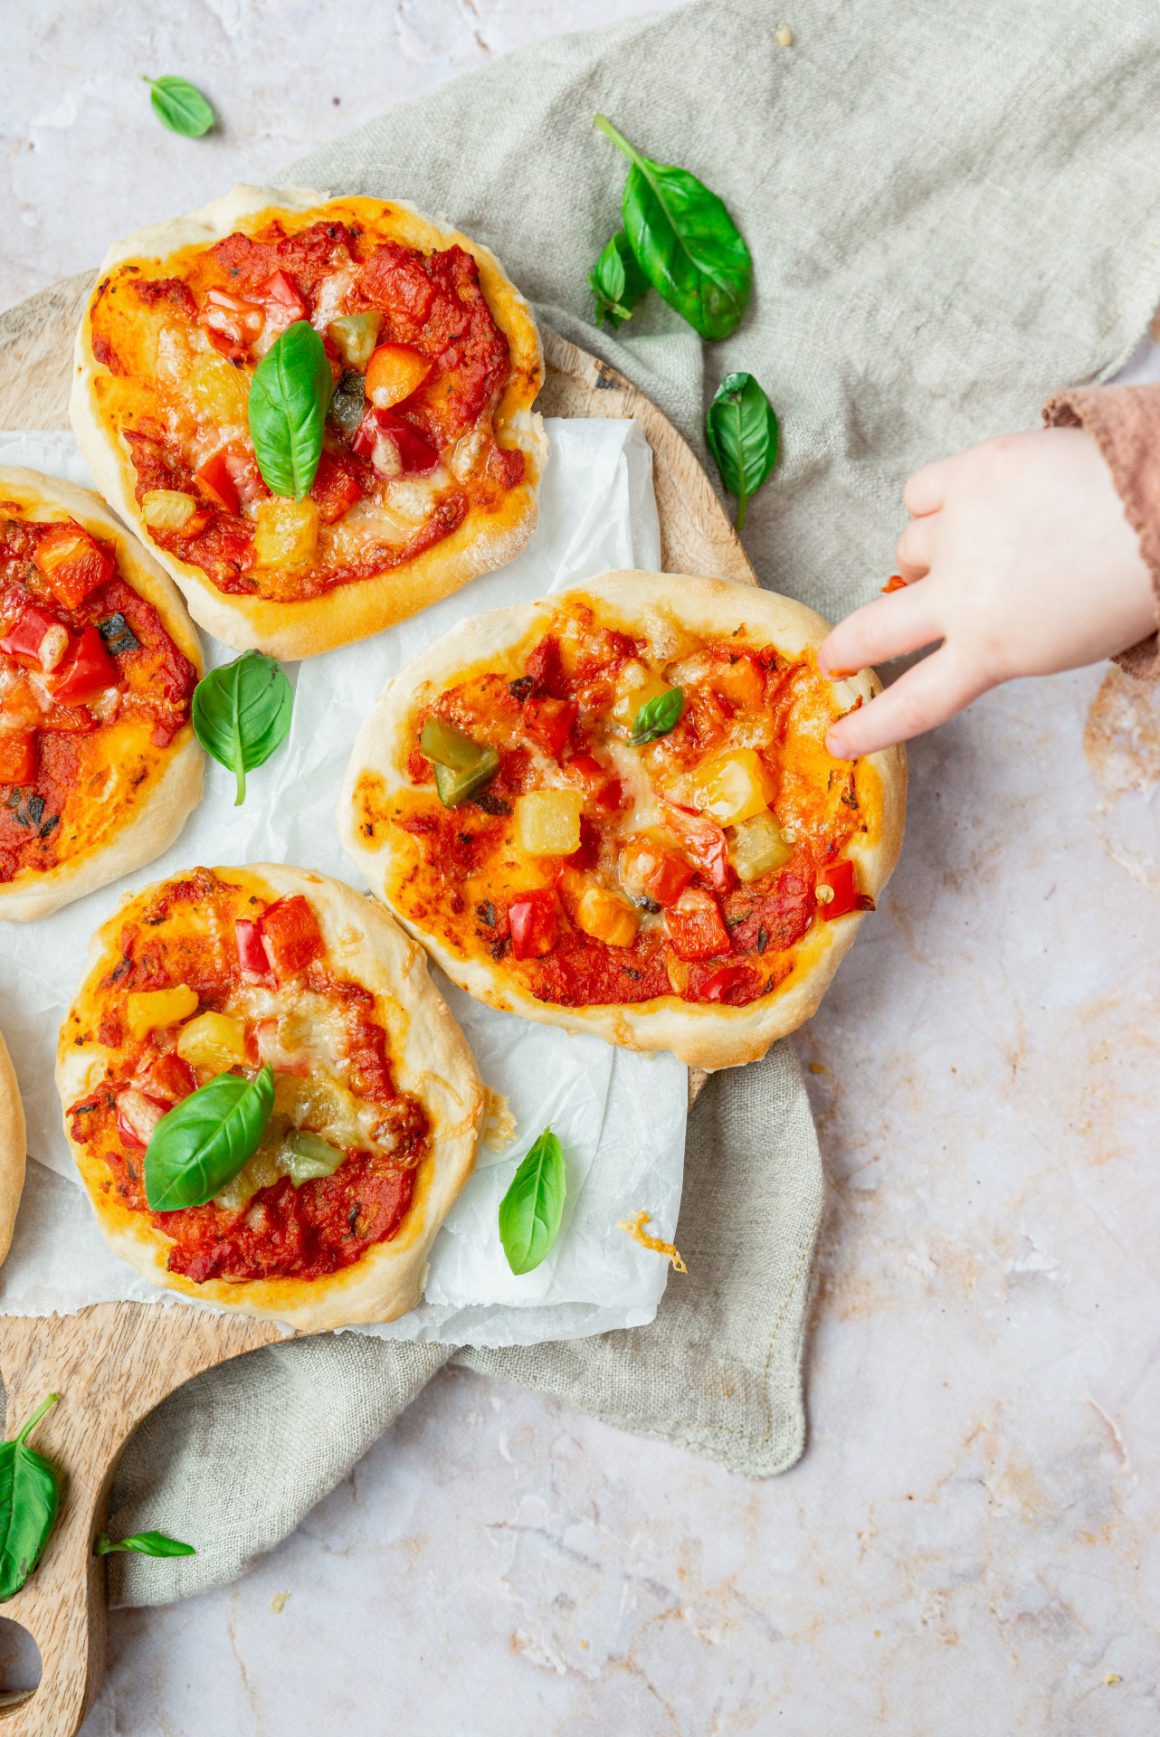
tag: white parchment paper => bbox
[0,421,687,1346]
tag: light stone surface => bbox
[4,4,1160,1734]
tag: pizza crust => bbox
[69,184,548,661]
[56,864,484,1331]
[0,467,204,922]
[340,570,907,1071]
[0,1029,26,1269]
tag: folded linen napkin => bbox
[107,0,1160,1605]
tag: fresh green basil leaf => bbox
[143,76,215,139]
[0,1393,61,1603]
[589,231,649,329]
[497,1128,567,1276]
[248,320,332,499]
[192,650,293,807]
[95,1530,196,1558]
[145,1067,275,1212]
[628,685,684,746]
[705,371,780,532]
[594,115,752,341]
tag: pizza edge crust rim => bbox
[55,863,485,1330]
[0,1029,27,1270]
[69,183,549,661]
[0,466,205,922]
[339,569,908,1072]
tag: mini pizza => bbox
[56,865,483,1329]
[0,468,202,921]
[0,1028,26,1268]
[341,571,907,1070]
[71,184,546,660]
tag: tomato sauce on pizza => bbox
[351,594,879,1014]
[0,501,197,888]
[85,201,536,604]
[63,869,430,1285]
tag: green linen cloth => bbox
[108,0,1160,1606]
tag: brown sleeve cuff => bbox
[1044,383,1160,680]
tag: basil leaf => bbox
[143,76,215,139]
[594,115,752,341]
[498,1128,567,1276]
[628,685,684,746]
[0,1394,61,1603]
[589,231,649,329]
[145,1067,275,1212]
[95,1530,196,1558]
[705,371,780,532]
[192,650,293,807]
[248,321,332,499]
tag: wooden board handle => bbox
[0,1305,279,1733]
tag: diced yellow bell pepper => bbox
[574,884,640,948]
[728,811,792,882]
[142,489,198,531]
[125,985,199,1043]
[253,497,320,568]
[188,355,251,426]
[514,789,584,856]
[176,1011,248,1073]
[612,660,671,732]
[688,748,775,826]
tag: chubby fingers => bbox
[818,580,942,680]
[826,644,989,758]
[894,513,936,582]
[903,456,951,518]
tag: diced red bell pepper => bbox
[50,626,118,704]
[33,522,114,610]
[251,270,308,337]
[0,731,37,785]
[200,287,265,358]
[819,858,871,920]
[619,835,693,909]
[310,451,364,524]
[195,449,243,515]
[136,1050,198,1103]
[508,888,561,961]
[0,603,65,667]
[235,917,275,985]
[523,697,576,760]
[259,894,324,978]
[115,1088,169,1150]
[566,752,626,812]
[699,962,760,1004]
[352,408,439,476]
[664,887,732,962]
[662,801,733,893]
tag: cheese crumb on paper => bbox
[618,1210,686,1273]
[481,1087,517,1150]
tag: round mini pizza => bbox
[70,184,546,661]
[56,865,483,1329]
[0,1028,26,1268]
[341,571,907,1070]
[0,468,202,922]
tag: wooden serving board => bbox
[0,274,757,1734]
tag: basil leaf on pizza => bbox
[95,1530,196,1558]
[145,1066,275,1212]
[705,372,779,532]
[0,1393,61,1603]
[628,685,684,746]
[594,115,752,341]
[498,1128,567,1275]
[143,76,215,138]
[192,651,293,807]
[590,231,649,328]
[248,320,332,499]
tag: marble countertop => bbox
[5,5,1159,1734]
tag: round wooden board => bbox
[0,274,757,1735]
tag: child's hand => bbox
[819,427,1157,758]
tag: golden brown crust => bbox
[0,467,204,922]
[340,570,907,1071]
[70,184,548,661]
[0,1029,26,1269]
[55,864,484,1329]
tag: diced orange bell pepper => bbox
[0,731,37,785]
[33,522,114,610]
